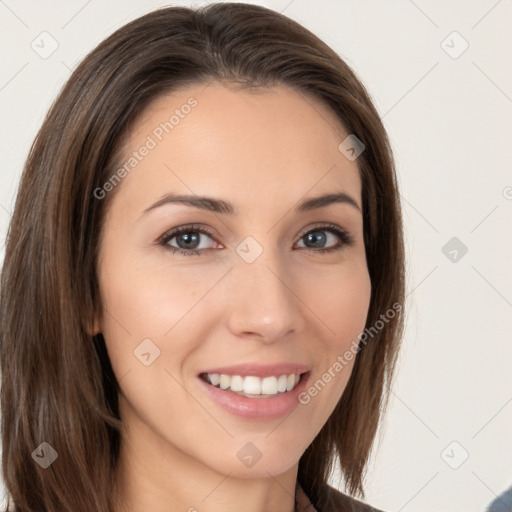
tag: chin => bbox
[216,456,300,479]
[202,435,307,479]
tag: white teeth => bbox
[230,375,244,392]
[209,373,221,386]
[261,376,278,395]
[219,374,230,390]
[204,372,302,396]
[243,376,261,394]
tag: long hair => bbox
[0,3,405,511]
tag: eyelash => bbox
[157,223,355,257]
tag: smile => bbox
[197,364,311,419]
[200,372,302,398]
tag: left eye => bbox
[296,229,343,250]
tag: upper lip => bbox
[199,363,311,378]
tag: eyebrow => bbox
[140,191,361,218]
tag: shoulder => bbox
[316,482,386,512]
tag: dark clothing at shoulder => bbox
[316,483,386,512]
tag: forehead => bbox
[111,81,362,214]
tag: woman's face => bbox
[95,81,371,480]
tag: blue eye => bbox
[296,225,354,253]
[158,223,354,257]
[158,224,215,256]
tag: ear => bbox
[90,321,101,336]
[85,323,101,336]
[85,312,102,336]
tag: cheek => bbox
[103,266,187,329]
[305,260,372,346]
[297,261,371,411]
[97,245,229,372]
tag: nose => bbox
[225,247,306,343]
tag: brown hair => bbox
[0,3,405,511]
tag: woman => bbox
[0,3,405,511]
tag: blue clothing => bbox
[487,485,512,512]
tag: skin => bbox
[93,81,372,512]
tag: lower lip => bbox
[198,373,310,420]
